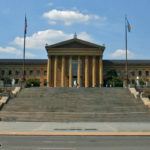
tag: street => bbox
[0,135,150,150]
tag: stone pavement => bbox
[1,122,150,133]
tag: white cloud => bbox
[43,9,101,26]
[0,46,22,55]
[0,46,36,58]
[77,32,92,41]
[12,29,92,50]
[109,49,135,59]
[48,2,53,6]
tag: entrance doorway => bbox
[68,59,82,87]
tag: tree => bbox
[105,70,117,81]
[105,70,123,87]
[26,79,40,87]
[139,79,145,85]
[4,77,11,84]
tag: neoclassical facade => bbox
[1,37,150,87]
[45,37,105,88]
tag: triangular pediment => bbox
[46,38,104,49]
[53,41,96,48]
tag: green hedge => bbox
[26,79,40,87]
[105,70,123,87]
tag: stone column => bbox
[85,56,89,88]
[54,56,58,87]
[77,56,81,87]
[47,56,51,87]
[69,56,73,87]
[99,56,103,87]
[92,56,96,87]
[61,56,65,87]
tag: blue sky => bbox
[0,0,150,59]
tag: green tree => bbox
[4,77,11,84]
[105,70,117,81]
[139,79,145,85]
[105,70,123,87]
[26,79,40,87]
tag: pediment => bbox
[53,41,96,48]
[46,38,104,49]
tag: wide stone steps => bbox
[6,102,144,108]
[1,87,150,122]
[1,111,150,122]
[2,105,148,112]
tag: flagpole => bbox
[125,15,128,87]
[22,15,27,81]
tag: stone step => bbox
[2,104,148,112]
[5,96,144,102]
[6,103,144,108]
[1,111,150,122]
[14,96,136,101]
[1,87,149,122]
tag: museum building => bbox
[0,37,150,87]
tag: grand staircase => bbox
[0,87,150,122]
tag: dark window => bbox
[44,79,47,86]
[29,70,33,76]
[131,71,135,76]
[139,71,142,76]
[132,80,135,84]
[146,71,149,76]
[44,71,47,76]
[15,79,19,84]
[117,71,121,76]
[8,70,12,75]
[37,70,41,76]
[15,70,20,75]
[1,70,5,76]
[37,79,40,83]
[103,71,107,76]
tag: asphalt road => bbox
[0,135,150,150]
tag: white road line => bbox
[39,148,75,150]
[43,141,76,144]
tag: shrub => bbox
[105,70,123,87]
[139,79,145,85]
[26,79,40,87]
[4,77,11,84]
[106,77,123,87]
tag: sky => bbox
[0,0,150,60]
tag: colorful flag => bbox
[126,19,131,32]
[24,15,27,34]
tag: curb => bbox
[0,132,150,136]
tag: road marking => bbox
[43,141,76,144]
[1,132,150,136]
[39,148,75,150]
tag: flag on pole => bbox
[24,15,27,34]
[126,18,131,32]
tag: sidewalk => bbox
[1,122,150,135]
